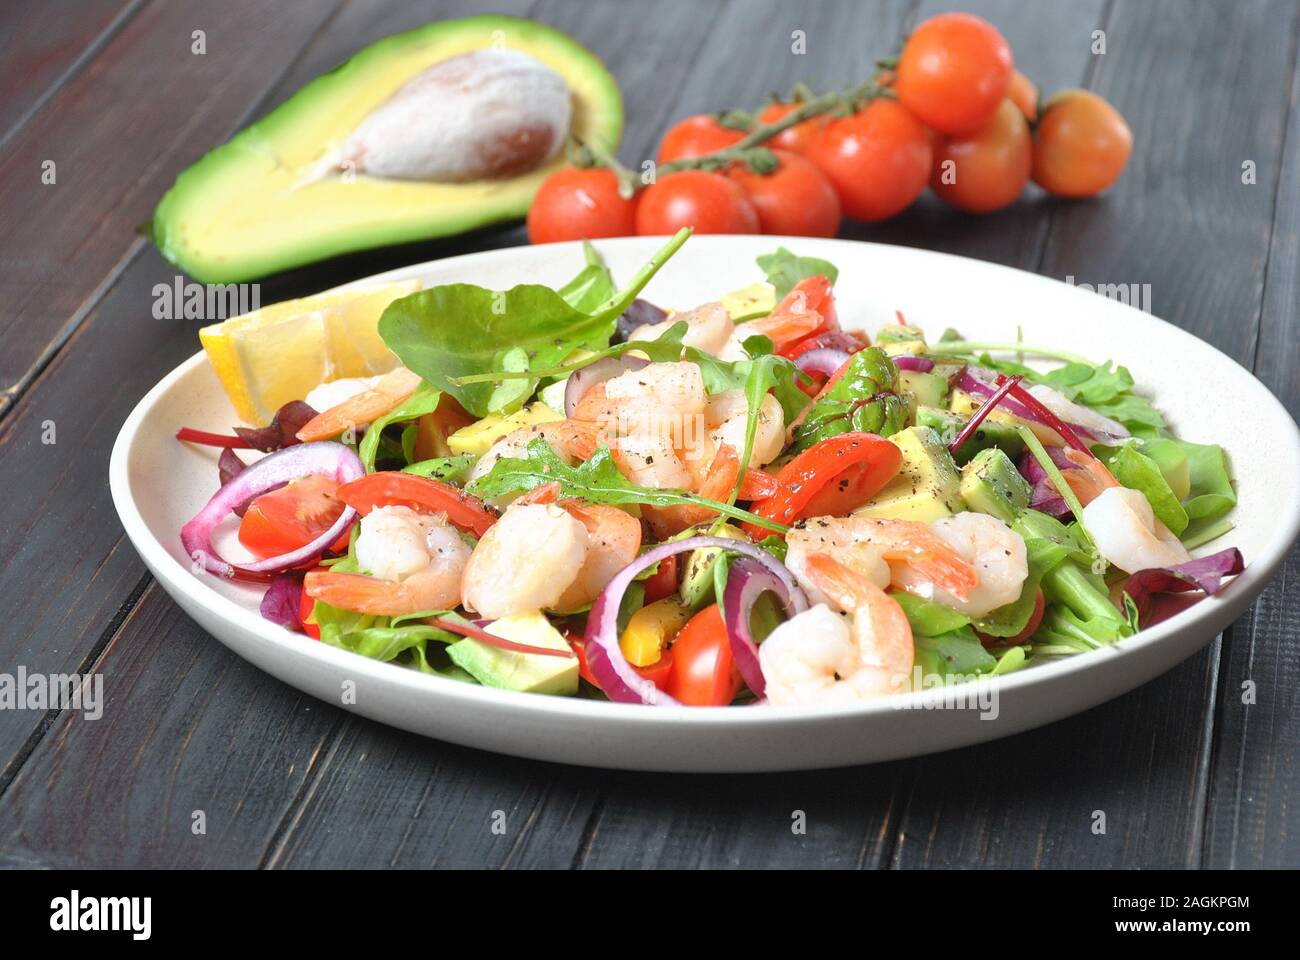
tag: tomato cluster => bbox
[527,12,1131,244]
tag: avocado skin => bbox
[959,447,1032,523]
[151,15,623,282]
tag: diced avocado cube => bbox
[874,323,927,345]
[853,426,963,522]
[721,282,776,321]
[447,611,578,695]
[447,402,562,457]
[898,370,949,416]
[917,404,1027,465]
[877,339,928,359]
[960,448,1032,523]
[680,524,749,609]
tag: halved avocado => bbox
[152,15,622,282]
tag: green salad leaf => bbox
[402,454,475,482]
[791,347,907,451]
[756,247,838,299]
[358,382,442,471]
[466,437,789,533]
[380,229,690,417]
[1177,439,1236,521]
[892,592,971,637]
[557,241,616,312]
[1099,443,1189,536]
[913,627,997,681]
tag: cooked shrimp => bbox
[461,502,589,619]
[628,301,734,357]
[303,505,470,616]
[554,501,642,611]
[704,388,786,468]
[641,443,741,538]
[613,431,694,490]
[1060,447,1120,507]
[786,516,979,608]
[760,554,914,704]
[1082,486,1191,573]
[595,361,707,445]
[1026,383,1128,439]
[719,306,823,362]
[890,512,1028,617]
[296,366,424,442]
[468,420,600,483]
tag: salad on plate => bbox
[177,231,1243,707]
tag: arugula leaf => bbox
[756,247,838,298]
[557,241,616,312]
[791,347,907,451]
[358,382,442,471]
[467,437,789,533]
[1039,360,1134,405]
[381,229,690,417]
[914,627,997,681]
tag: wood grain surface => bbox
[0,0,1295,869]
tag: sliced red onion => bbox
[1018,445,1077,485]
[957,369,1042,422]
[794,348,851,377]
[892,355,935,373]
[720,556,807,698]
[584,536,807,705]
[957,369,1096,456]
[614,298,668,343]
[1122,547,1245,622]
[260,571,306,632]
[181,441,364,579]
[233,400,318,452]
[563,355,649,418]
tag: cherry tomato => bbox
[931,98,1032,214]
[728,149,841,237]
[568,635,675,691]
[1007,69,1038,121]
[635,170,760,235]
[743,433,904,537]
[665,605,742,706]
[641,553,679,604]
[977,588,1044,646]
[756,101,826,153]
[785,329,870,360]
[527,167,638,244]
[657,114,745,164]
[1031,89,1132,198]
[805,99,933,221]
[300,577,321,640]
[895,12,1014,135]
[336,472,496,537]
[239,475,345,558]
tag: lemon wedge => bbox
[198,280,421,424]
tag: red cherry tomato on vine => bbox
[1006,69,1038,122]
[728,149,841,237]
[895,12,1014,135]
[527,167,638,244]
[756,101,826,153]
[931,98,1032,214]
[806,99,933,221]
[657,114,745,164]
[635,170,760,235]
[1031,90,1132,198]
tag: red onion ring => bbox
[181,441,364,579]
[720,556,807,698]
[892,355,935,373]
[584,536,807,705]
[793,348,851,377]
[563,355,649,418]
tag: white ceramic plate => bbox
[110,236,1300,772]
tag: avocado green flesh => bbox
[916,406,1026,466]
[152,15,623,282]
[960,448,1032,523]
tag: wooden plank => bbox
[890,0,1298,869]
[0,583,346,868]
[0,0,141,148]
[1203,32,1300,868]
[0,0,344,415]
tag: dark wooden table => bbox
[0,0,1296,870]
